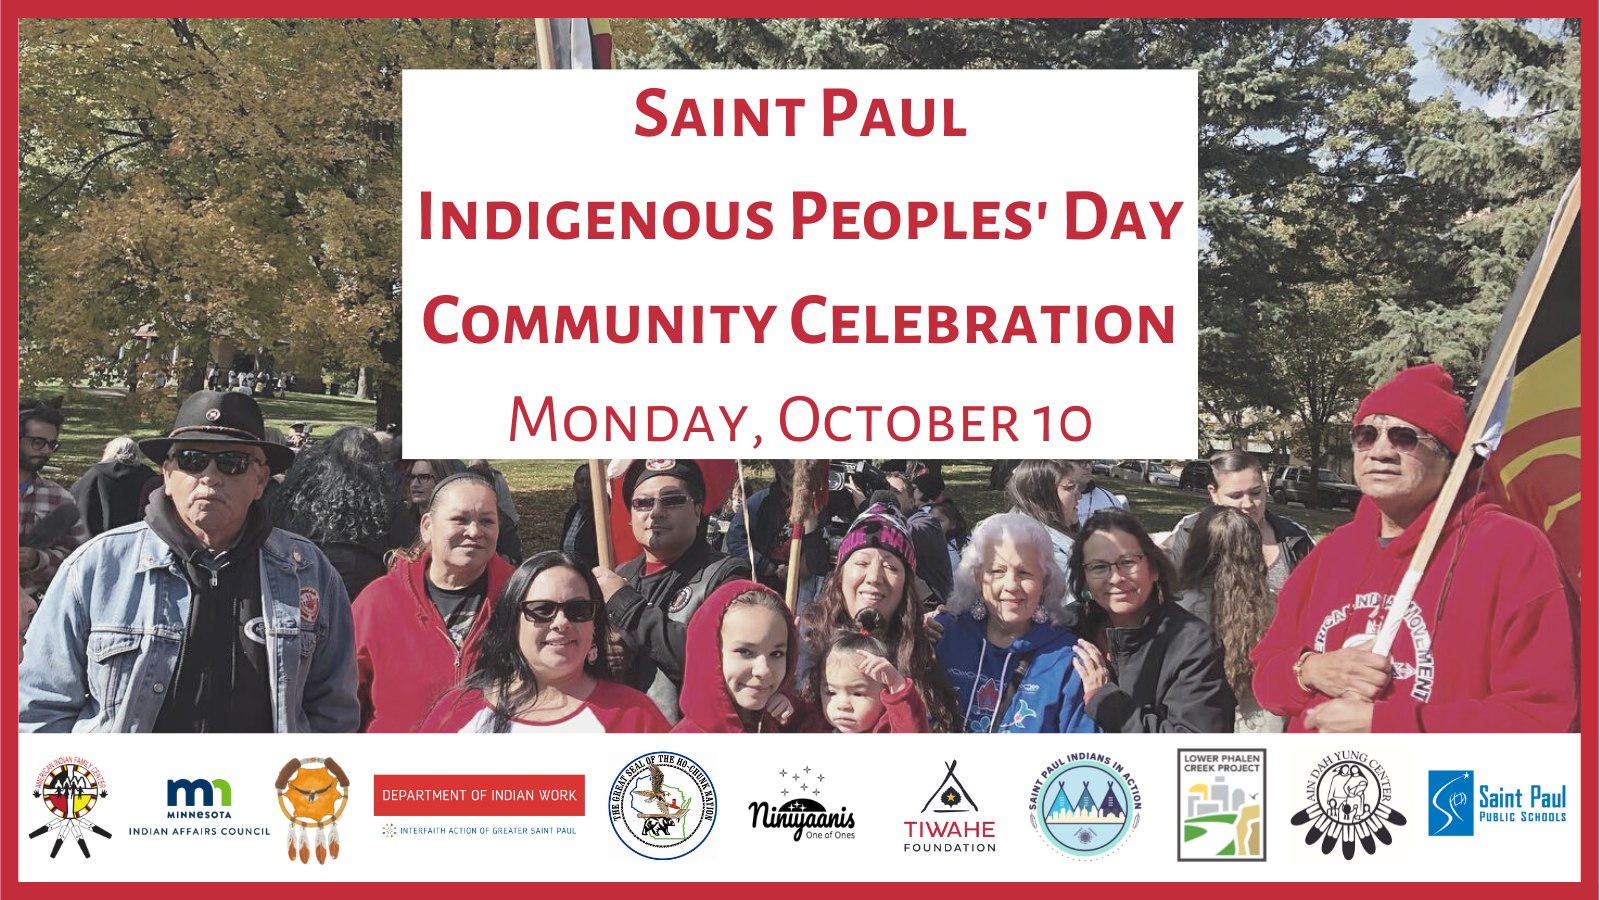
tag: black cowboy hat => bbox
[139,390,296,475]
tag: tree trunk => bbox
[355,366,369,400]
[177,338,207,394]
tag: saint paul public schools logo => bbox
[1291,751,1405,859]
[609,752,715,860]
[29,756,112,859]
[1429,769,1569,836]
[1179,749,1265,860]
[1029,754,1140,859]
[1428,770,1474,836]
[749,763,855,841]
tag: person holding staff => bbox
[1251,364,1578,732]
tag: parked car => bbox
[1091,459,1115,477]
[1177,460,1211,490]
[1271,465,1360,510]
[1145,464,1180,488]
[1108,460,1179,487]
[1108,460,1146,482]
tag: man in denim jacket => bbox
[19,391,358,733]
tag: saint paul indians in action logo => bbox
[609,752,715,860]
[1029,755,1141,860]
[276,757,350,864]
[29,757,111,859]
[1291,751,1405,859]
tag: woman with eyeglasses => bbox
[1066,509,1236,733]
[352,471,514,732]
[390,459,462,549]
[423,551,669,733]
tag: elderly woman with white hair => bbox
[931,512,1097,733]
[69,436,157,536]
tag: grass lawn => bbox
[36,389,1354,556]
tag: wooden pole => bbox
[534,19,555,71]
[589,459,613,570]
[783,461,823,613]
[1370,171,1580,656]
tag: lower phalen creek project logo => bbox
[276,757,350,864]
[30,757,112,859]
[1179,749,1266,860]
[1292,751,1406,859]
[749,763,855,841]
[610,752,715,860]
[1030,754,1141,860]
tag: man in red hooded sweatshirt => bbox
[1251,364,1578,733]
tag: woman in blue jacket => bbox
[933,513,1097,733]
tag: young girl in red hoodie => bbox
[672,580,816,733]
[813,632,929,733]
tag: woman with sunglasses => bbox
[1066,509,1236,733]
[423,551,669,733]
[352,471,513,732]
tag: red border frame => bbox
[4,7,1594,898]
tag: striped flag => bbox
[1468,176,1581,590]
[546,18,613,69]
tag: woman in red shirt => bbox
[423,551,668,733]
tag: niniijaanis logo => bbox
[1428,769,1568,837]
[749,762,855,841]
[904,760,996,854]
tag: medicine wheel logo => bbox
[30,757,112,859]
[1291,751,1406,859]
[609,752,715,861]
[1030,756,1141,860]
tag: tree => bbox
[1264,282,1374,503]
[1373,19,1581,380]
[629,19,1463,457]
[19,18,549,428]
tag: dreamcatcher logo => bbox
[1291,751,1406,860]
[29,756,112,859]
[275,757,350,864]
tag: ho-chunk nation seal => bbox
[610,752,715,861]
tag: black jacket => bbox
[1165,508,1314,572]
[1067,597,1236,734]
[70,460,156,536]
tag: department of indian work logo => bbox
[1179,749,1266,861]
[29,756,112,859]
[1291,751,1406,859]
[749,762,855,842]
[904,759,995,855]
[609,752,715,860]
[1029,754,1141,860]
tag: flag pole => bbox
[1370,171,1581,656]
[534,19,555,70]
[589,459,613,570]
[784,461,823,613]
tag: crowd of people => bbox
[16,363,1581,734]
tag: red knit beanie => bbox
[1354,363,1467,454]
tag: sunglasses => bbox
[630,493,692,513]
[1351,424,1438,454]
[518,599,599,624]
[404,472,437,483]
[171,448,259,476]
[22,436,60,452]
